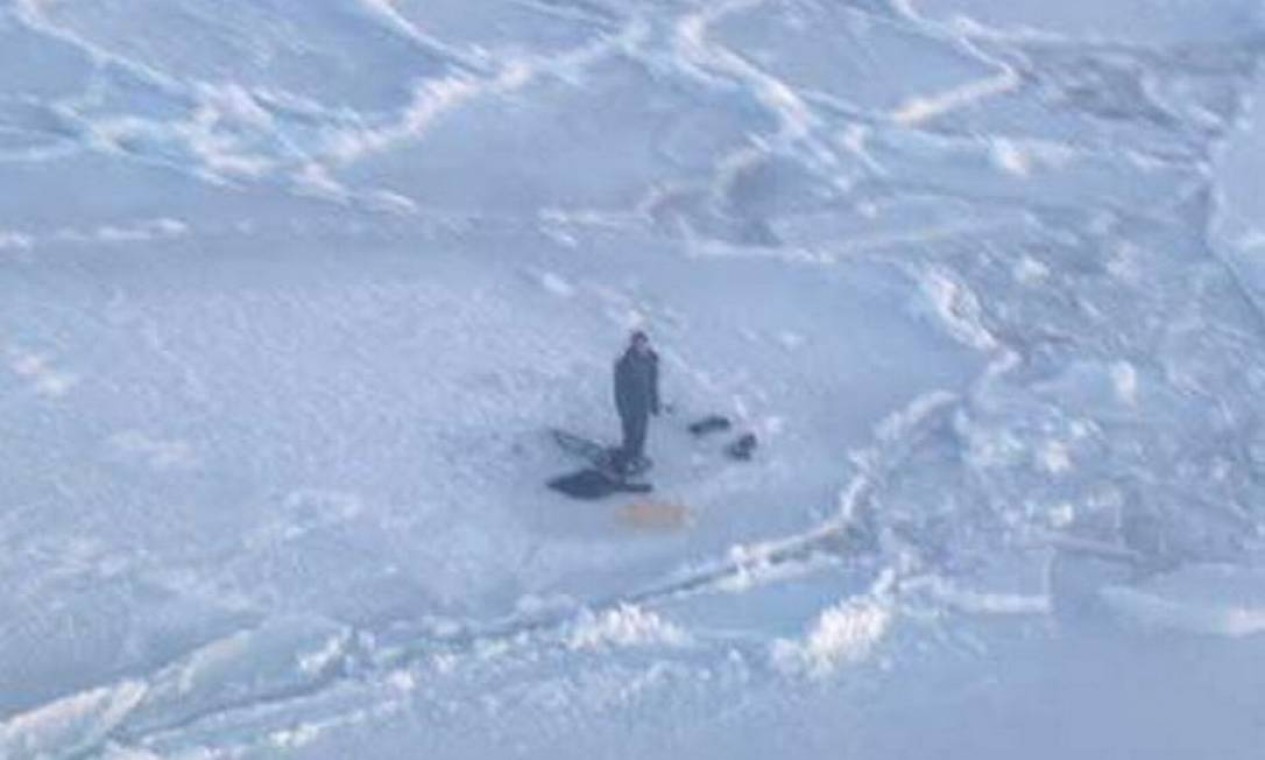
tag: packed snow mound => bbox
[0,681,147,760]
[772,597,894,678]
[567,605,691,651]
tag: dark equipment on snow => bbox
[552,429,611,465]
[547,429,653,500]
[688,414,732,437]
[547,468,653,500]
[725,432,758,461]
[551,429,651,475]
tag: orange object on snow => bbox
[618,500,692,531]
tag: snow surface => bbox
[4,0,1265,758]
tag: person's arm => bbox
[650,354,661,415]
[613,357,625,412]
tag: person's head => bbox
[629,330,650,355]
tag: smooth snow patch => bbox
[10,351,50,378]
[292,162,354,202]
[7,348,78,398]
[1111,361,1138,406]
[351,0,435,48]
[1013,255,1050,284]
[916,577,1051,616]
[98,218,189,243]
[242,490,367,549]
[1102,587,1265,637]
[916,268,998,351]
[1101,565,1265,637]
[776,330,806,350]
[894,68,1019,126]
[539,271,575,298]
[100,746,164,760]
[269,722,325,750]
[1038,440,1072,475]
[107,431,199,471]
[0,219,190,250]
[0,231,34,250]
[991,138,1032,176]
[1048,502,1076,529]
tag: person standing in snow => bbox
[612,330,660,475]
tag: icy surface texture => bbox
[3,0,1265,758]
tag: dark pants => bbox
[618,412,649,467]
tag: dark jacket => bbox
[614,348,659,420]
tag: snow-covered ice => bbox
[4,0,1265,758]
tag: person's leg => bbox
[627,413,648,461]
[614,413,636,472]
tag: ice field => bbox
[3,1,1265,757]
